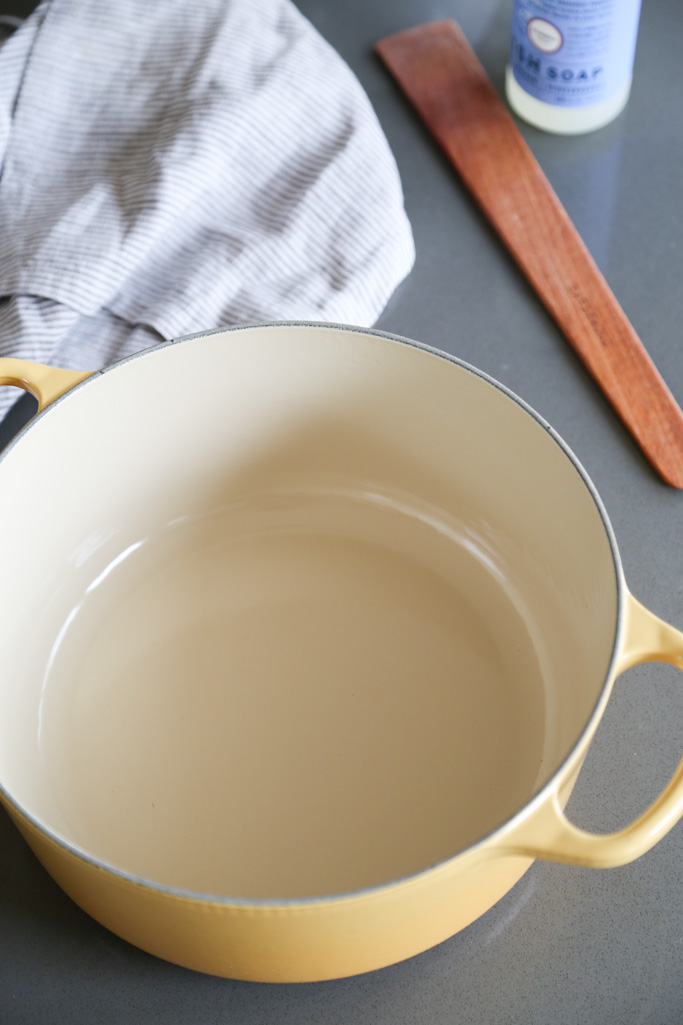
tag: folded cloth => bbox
[0,0,415,418]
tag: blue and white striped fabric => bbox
[0,0,415,418]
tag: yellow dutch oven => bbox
[0,323,682,983]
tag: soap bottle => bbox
[505,0,643,135]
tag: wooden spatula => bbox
[376,21,683,489]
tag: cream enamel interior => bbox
[0,325,619,900]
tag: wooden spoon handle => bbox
[376,21,683,488]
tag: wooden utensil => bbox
[376,21,683,489]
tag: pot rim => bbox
[0,320,625,907]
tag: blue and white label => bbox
[509,0,642,108]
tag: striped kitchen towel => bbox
[0,0,415,418]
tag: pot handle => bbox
[0,358,92,412]
[500,593,683,868]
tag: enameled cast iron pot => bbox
[1,323,682,983]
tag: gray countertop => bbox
[1,1,682,1022]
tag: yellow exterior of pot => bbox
[5,803,534,981]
